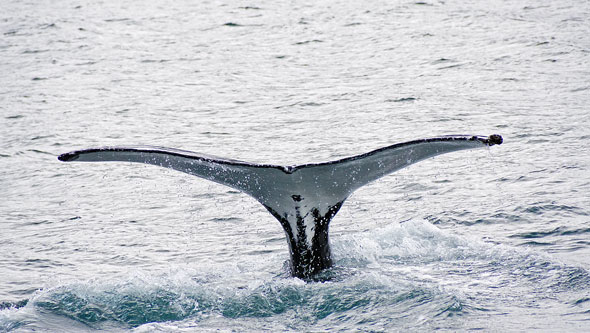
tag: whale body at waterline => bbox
[58,134,503,279]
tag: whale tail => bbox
[59,134,502,278]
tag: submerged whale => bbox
[59,134,502,279]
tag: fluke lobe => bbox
[59,134,503,279]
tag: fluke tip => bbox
[487,134,503,146]
[58,152,78,162]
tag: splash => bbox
[2,220,589,331]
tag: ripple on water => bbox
[10,271,468,330]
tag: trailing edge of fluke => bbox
[59,134,503,279]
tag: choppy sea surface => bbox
[1,0,589,331]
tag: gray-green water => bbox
[1,0,589,331]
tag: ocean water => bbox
[1,0,589,331]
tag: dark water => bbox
[1,0,589,331]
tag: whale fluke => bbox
[58,134,502,278]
